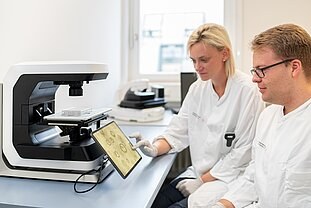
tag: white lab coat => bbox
[157,70,264,184]
[224,98,311,208]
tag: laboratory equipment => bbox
[0,61,114,183]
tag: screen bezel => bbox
[91,121,142,179]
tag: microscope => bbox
[0,61,113,183]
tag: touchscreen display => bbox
[91,121,142,179]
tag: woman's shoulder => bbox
[188,78,210,92]
[232,70,252,84]
[231,70,257,92]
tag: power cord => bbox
[73,157,108,193]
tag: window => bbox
[123,0,241,100]
[139,1,223,76]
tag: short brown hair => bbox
[251,23,311,78]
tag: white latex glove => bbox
[176,178,203,197]
[129,132,158,157]
[210,202,226,208]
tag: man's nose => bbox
[252,73,262,83]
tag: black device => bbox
[13,74,108,161]
[180,72,197,105]
[169,72,197,114]
[91,121,142,179]
[119,85,166,109]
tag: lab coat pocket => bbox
[286,169,311,188]
[284,169,311,205]
[204,123,226,153]
[189,111,205,130]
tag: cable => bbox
[73,158,108,193]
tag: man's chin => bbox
[261,95,272,103]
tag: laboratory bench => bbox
[0,113,176,208]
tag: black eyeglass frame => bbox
[250,58,296,78]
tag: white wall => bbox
[240,0,311,72]
[0,0,121,111]
[1,0,311,110]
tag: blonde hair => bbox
[251,23,311,78]
[187,23,235,77]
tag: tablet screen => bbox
[91,121,142,179]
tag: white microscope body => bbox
[0,61,113,183]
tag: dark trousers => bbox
[151,177,193,208]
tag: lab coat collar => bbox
[279,97,311,121]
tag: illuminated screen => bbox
[91,121,142,179]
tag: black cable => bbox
[73,158,108,193]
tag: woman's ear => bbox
[222,48,229,61]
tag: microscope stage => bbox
[44,107,111,124]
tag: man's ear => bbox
[291,59,302,78]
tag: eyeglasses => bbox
[250,58,295,78]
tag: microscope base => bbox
[0,161,114,183]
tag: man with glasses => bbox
[208,23,311,208]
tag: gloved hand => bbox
[176,178,203,197]
[129,132,158,157]
[210,202,226,208]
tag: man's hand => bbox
[176,178,203,197]
[130,132,158,157]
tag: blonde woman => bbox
[132,23,264,208]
